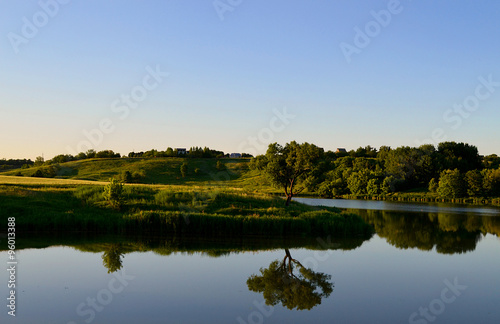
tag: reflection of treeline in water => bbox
[356,209,500,254]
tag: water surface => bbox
[1,200,499,324]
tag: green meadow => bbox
[0,183,372,238]
[0,157,373,237]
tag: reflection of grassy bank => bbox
[0,184,373,237]
[2,233,371,256]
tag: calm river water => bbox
[1,198,499,324]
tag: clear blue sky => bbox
[1,0,499,160]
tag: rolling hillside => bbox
[1,158,256,186]
[0,158,276,192]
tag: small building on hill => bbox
[176,148,187,155]
[230,153,242,158]
[336,148,347,153]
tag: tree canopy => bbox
[249,141,500,200]
[261,141,324,206]
[247,249,333,310]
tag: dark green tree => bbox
[86,149,96,158]
[482,169,500,196]
[249,155,269,171]
[483,154,500,169]
[437,142,482,172]
[347,170,370,195]
[34,156,45,167]
[381,176,399,194]
[247,249,333,310]
[263,142,324,206]
[437,169,465,198]
[465,170,484,197]
[122,170,133,183]
[165,147,175,157]
[32,169,44,178]
[366,178,381,195]
[76,152,87,160]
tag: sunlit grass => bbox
[0,183,373,237]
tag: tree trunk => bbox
[285,194,292,206]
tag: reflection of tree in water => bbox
[102,244,124,273]
[247,249,333,310]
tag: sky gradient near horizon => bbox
[1,0,499,160]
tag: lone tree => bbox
[103,178,124,209]
[263,141,324,206]
[247,249,333,310]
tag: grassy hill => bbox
[2,157,261,186]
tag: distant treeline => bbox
[5,146,253,171]
[128,147,224,158]
[0,159,34,171]
[250,142,500,199]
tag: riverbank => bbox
[338,192,500,206]
[0,183,373,237]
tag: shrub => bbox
[103,178,124,209]
[216,160,225,171]
[180,162,188,178]
[32,169,44,178]
[122,171,133,183]
[428,178,438,193]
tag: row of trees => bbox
[250,141,500,204]
[127,147,225,158]
[25,149,122,168]
[432,168,500,198]
[0,159,33,170]
[16,146,243,169]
